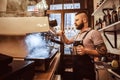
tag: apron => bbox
[72,29,96,80]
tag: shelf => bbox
[98,21,120,32]
[108,69,120,79]
[108,48,120,55]
[92,0,119,16]
[92,0,107,16]
[98,21,120,48]
[92,0,120,50]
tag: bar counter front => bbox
[0,60,34,80]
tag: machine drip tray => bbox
[25,48,58,72]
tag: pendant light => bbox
[35,0,48,11]
[34,0,48,16]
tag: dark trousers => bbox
[73,55,96,80]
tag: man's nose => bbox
[74,22,76,25]
[74,23,77,26]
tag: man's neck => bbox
[81,27,89,33]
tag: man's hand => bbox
[76,45,86,55]
[56,30,64,36]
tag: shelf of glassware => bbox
[98,21,120,32]
[92,0,119,16]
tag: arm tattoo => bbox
[95,43,107,55]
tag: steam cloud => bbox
[25,33,50,59]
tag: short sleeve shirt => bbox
[73,28,104,50]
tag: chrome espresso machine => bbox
[25,19,62,72]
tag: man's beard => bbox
[76,22,84,30]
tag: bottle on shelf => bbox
[96,18,102,30]
[111,10,118,23]
[99,0,104,5]
[96,0,104,9]
[102,8,107,27]
[118,6,120,21]
[95,20,99,30]
[102,16,106,28]
[111,4,118,23]
[96,3,99,9]
[105,8,112,26]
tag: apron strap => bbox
[82,29,92,40]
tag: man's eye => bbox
[75,19,78,21]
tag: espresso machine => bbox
[25,19,61,72]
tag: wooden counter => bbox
[33,53,60,80]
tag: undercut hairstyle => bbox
[75,11,88,16]
[75,11,91,28]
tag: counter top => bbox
[95,61,112,69]
[33,53,60,80]
[0,60,34,80]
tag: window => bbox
[64,13,79,54]
[64,3,80,9]
[50,3,80,10]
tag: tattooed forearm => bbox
[95,43,107,55]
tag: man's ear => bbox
[83,18,87,23]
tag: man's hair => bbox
[75,11,88,16]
